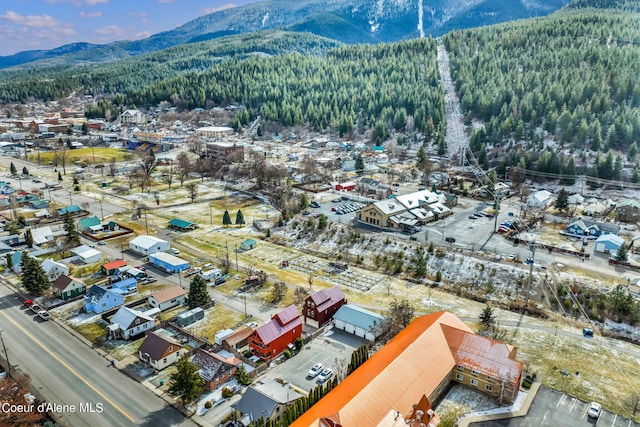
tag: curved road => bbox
[0,283,196,427]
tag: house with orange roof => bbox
[101,259,127,276]
[291,311,523,427]
[248,305,302,361]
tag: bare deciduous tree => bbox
[185,182,198,203]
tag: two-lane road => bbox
[0,283,196,427]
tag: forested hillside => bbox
[127,39,445,140]
[444,9,640,179]
[566,0,640,12]
[0,31,342,103]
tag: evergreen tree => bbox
[615,243,630,263]
[554,188,569,212]
[629,142,638,161]
[24,229,33,248]
[222,210,232,226]
[9,162,16,176]
[479,304,496,331]
[235,364,251,385]
[235,209,245,225]
[168,356,204,404]
[187,275,209,308]
[63,212,80,246]
[354,155,364,173]
[58,171,63,181]
[22,166,29,176]
[20,253,50,295]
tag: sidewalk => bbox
[457,382,541,427]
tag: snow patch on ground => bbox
[66,311,101,327]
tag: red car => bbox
[23,299,34,307]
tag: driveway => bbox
[262,328,366,392]
[471,387,640,427]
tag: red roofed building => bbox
[248,305,302,361]
[101,259,127,276]
[291,311,523,427]
[304,286,347,328]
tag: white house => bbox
[70,245,102,264]
[120,109,145,125]
[527,190,553,209]
[129,235,170,256]
[108,306,155,340]
[31,226,54,245]
[332,304,384,341]
[40,258,69,282]
[148,285,187,311]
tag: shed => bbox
[148,252,189,273]
[214,329,234,345]
[168,218,198,231]
[71,245,102,264]
[240,239,257,251]
[333,304,384,341]
[595,234,625,254]
[176,307,205,327]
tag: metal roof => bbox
[333,304,384,331]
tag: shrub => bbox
[204,401,213,409]
[222,387,233,398]
[295,337,303,349]
[283,349,291,359]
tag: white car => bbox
[307,363,324,378]
[37,311,50,321]
[317,368,333,383]
[587,402,602,419]
[169,248,180,255]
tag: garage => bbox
[332,304,384,341]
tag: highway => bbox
[0,283,197,427]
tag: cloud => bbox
[0,11,77,53]
[94,25,125,36]
[202,4,237,14]
[79,11,103,18]
[133,31,151,40]
[44,0,108,5]
[0,11,59,28]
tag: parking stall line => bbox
[611,414,617,426]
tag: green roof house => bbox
[240,239,257,251]
[168,218,198,231]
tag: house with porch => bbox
[248,305,302,361]
[83,285,124,314]
[138,331,183,371]
[566,218,620,239]
[303,286,347,328]
[52,274,86,301]
[41,258,69,282]
[148,285,186,311]
[108,306,156,340]
[233,378,305,425]
[192,348,242,391]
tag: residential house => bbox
[31,226,53,245]
[595,234,626,254]
[120,109,145,125]
[221,327,254,352]
[567,193,585,206]
[526,190,553,209]
[334,181,356,192]
[204,141,244,161]
[41,258,69,282]
[582,201,608,217]
[358,177,392,198]
[83,285,124,314]
[233,378,305,425]
[70,245,102,264]
[57,205,81,216]
[566,218,620,239]
[51,274,86,301]
[148,285,186,311]
[196,126,234,138]
[77,216,101,232]
[138,331,183,371]
[248,305,302,361]
[192,348,242,391]
[129,235,170,256]
[333,304,384,341]
[616,199,640,223]
[168,218,198,231]
[291,311,523,427]
[101,259,127,276]
[148,252,190,273]
[303,286,347,328]
[108,306,155,340]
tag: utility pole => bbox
[235,243,238,272]
[0,330,12,376]
[525,244,536,312]
[225,242,230,274]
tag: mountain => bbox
[0,0,573,69]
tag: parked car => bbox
[307,363,324,378]
[409,236,417,241]
[302,211,310,216]
[583,328,594,338]
[317,368,333,383]
[332,198,342,203]
[469,214,479,219]
[37,310,50,321]
[587,402,602,419]
[23,299,34,307]
[97,241,106,246]
[29,303,41,313]
[445,237,456,243]
[310,201,320,208]
[169,248,180,255]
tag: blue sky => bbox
[0,0,262,56]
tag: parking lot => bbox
[262,328,366,392]
[472,387,640,427]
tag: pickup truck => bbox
[29,303,42,314]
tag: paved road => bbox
[0,283,196,427]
